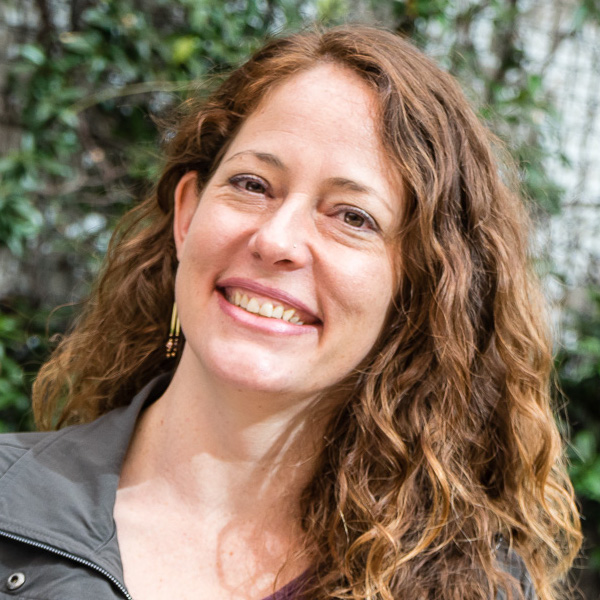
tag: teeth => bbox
[258,302,273,317]
[246,297,260,314]
[227,290,306,325]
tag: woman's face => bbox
[174,63,401,401]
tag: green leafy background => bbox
[0,0,598,595]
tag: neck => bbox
[119,347,329,520]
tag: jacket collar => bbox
[0,374,171,580]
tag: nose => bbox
[247,195,312,268]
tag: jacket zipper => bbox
[0,529,132,600]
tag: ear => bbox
[173,171,200,261]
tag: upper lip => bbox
[217,277,321,323]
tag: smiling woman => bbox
[171,64,398,400]
[1,25,581,600]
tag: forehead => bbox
[223,63,402,204]
[231,64,381,149]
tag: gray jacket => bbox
[0,376,536,599]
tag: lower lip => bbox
[217,292,319,336]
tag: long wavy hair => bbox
[33,25,580,600]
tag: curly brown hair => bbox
[33,25,581,600]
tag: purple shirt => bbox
[261,570,310,600]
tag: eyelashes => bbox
[335,206,379,232]
[229,174,269,196]
[227,174,380,232]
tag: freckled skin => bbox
[173,63,401,404]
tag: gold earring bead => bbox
[165,302,181,358]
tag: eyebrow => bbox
[224,150,287,171]
[224,150,394,214]
[327,177,394,215]
[327,177,382,200]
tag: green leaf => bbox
[20,44,46,66]
[21,133,35,154]
[573,430,597,463]
[572,4,589,30]
[58,110,80,128]
[0,156,17,174]
[172,36,199,64]
[59,31,101,54]
[316,0,348,22]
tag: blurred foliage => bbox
[0,0,599,592]
[558,290,600,571]
[371,0,568,215]
[0,302,74,433]
[0,311,33,431]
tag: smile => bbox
[227,290,304,324]
[217,279,321,327]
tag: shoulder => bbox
[0,373,172,480]
[0,430,55,477]
[495,536,537,600]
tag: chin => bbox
[193,343,312,397]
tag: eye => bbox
[230,174,268,195]
[344,211,366,228]
[337,206,379,231]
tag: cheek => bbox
[328,250,396,332]
[322,257,394,385]
[182,206,249,267]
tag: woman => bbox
[0,25,581,600]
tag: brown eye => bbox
[230,174,269,195]
[344,211,366,228]
[244,180,266,194]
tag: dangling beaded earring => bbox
[165,302,181,358]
